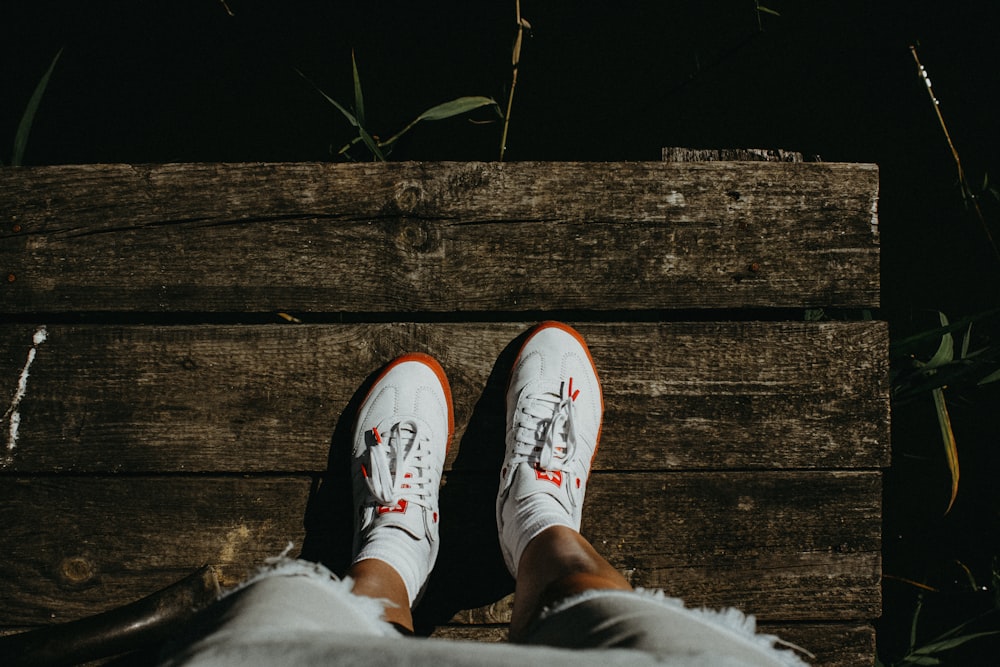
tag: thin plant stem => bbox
[500,0,526,161]
[910,45,1000,264]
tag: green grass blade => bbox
[925,312,954,369]
[358,125,385,161]
[12,47,63,166]
[295,68,360,128]
[351,50,366,127]
[757,6,781,17]
[976,367,1000,385]
[889,308,1000,357]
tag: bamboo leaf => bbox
[931,387,959,514]
[757,6,782,17]
[12,48,63,166]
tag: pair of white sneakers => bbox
[351,322,603,605]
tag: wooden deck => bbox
[0,161,887,665]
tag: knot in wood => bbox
[395,219,439,254]
[393,182,424,214]
[58,556,97,586]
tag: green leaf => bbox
[913,631,1000,655]
[414,96,500,122]
[910,594,924,651]
[960,323,972,359]
[977,367,1000,385]
[295,69,360,128]
[890,308,1000,357]
[12,47,63,166]
[901,657,941,666]
[924,312,954,370]
[804,308,825,321]
[351,50,366,127]
[757,6,781,16]
[380,96,499,149]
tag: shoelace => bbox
[362,419,435,511]
[506,378,581,502]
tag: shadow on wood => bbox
[413,328,535,634]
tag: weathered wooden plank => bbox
[0,161,879,312]
[0,321,889,473]
[432,471,880,624]
[0,472,879,625]
[431,623,875,667]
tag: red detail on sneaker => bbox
[361,464,369,479]
[568,377,580,402]
[377,499,408,514]
[372,427,382,444]
[433,512,438,523]
[535,468,563,486]
[576,478,581,489]
[402,472,412,489]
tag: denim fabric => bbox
[158,559,809,667]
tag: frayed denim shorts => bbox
[158,555,810,667]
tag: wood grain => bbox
[0,472,879,625]
[0,321,889,473]
[0,161,879,312]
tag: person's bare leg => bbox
[509,525,631,641]
[348,353,454,635]
[347,559,414,632]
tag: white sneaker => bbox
[351,353,453,605]
[496,322,603,576]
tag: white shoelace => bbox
[506,378,581,501]
[362,419,435,511]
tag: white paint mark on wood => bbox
[869,191,880,236]
[3,327,48,464]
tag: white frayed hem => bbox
[218,543,400,638]
[537,587,812,666]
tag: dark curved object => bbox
[0,565,219,667]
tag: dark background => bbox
[3,1,999,662]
